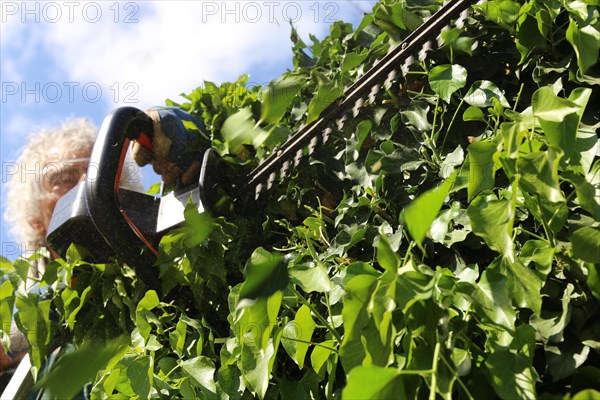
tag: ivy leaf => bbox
[496,256,543,316]
[532,88,586,163]
[470,269,516,332]
[15,294,51,372]
[36,339,129,400]
[342,49,369,73]
[463,105,485,122]
[181,356,217,396]
[516,15,548,64]
[467,193,513,256]
[169,201,214,247]
[306,79,343,124]
[546,338,591,382]
[0,278,15,335]
[235,292,282,398]
[400,171,457,248]
[464,80,510,108]
[342,366,417,400]
[428,64,467,103]
[281,305,316,369]
[376,235,400,273]
[531,284,574,344]
[571,227,600,263]
[517,149,566,203]
[222,108,269,154]
[260,75,305,124]
[289,262,333,293]
[484,351,537,400]
[566,17,600,73]
[311,340,336,378]
[339,275,377,371]
[126,355,153,399]
[239,248,288,301]
[467,140,499,201]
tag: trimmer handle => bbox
[85,106,159,284]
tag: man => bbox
[2,118,97,379]
[1,108,203,392]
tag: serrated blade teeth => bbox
[308,136,318,155]
[384,70,398,90]
[255,183,263,200]
[337,114,347,131]
[402,55,414,75]
[418,41,432,61]
[438,24,451,47]
[294,148,303,167]
[352,98,365,117]
[323,127,332,143]
[368,84,380,104]
[280,160,290,177]
[456,9,469,29]
[267,171,276,190]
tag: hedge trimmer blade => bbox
[242,0,477,202]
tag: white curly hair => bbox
[4,117,142,254]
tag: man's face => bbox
[36,143,92,237]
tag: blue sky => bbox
[0,0,377,259]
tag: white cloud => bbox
[8,1,375,109]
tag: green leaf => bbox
[289,262,333,293]
[137,290,160,311]
[496,256,543,316]
[478,0,520,26]
[464,80,510,108]
[377,235,400,273]
[260,75,305,124]
[546,337,591,381]
[339,275,377,371]
[571,227,600,263]
[532,87,590,162]
[15,294,51,372]
[281,304,316,369]
[306,79,343,124]
[182,356,217,396]
[222,108,269,153]
[531,284,573,343]
[235,292,282,398]
[342,366,416,400]
[463,105,485,122]
[467,193,513,255]
[182,205,214,247]
[516,15,548,64]
[126,355,152,399]
[573,390,600,400]
[467,140,499,201]
[484,351,537,400]
[566,17,600,73]
[518,149,566,203]
[428,64,467,103]
[0,278,15,335]
[239,248,288,300]
[310,340,336,377]
[520,240,555,276]
[588,263,600,301]
[342,49,369,73]
[36,339,129,400]
[471,269,516,331]
[400,171,457,248]
[562,170,600,220]
[395,264,434,314]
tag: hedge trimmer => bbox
[46,0,477,285]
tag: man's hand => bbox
[131,108,207,186]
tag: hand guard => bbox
[131,107,207,185]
